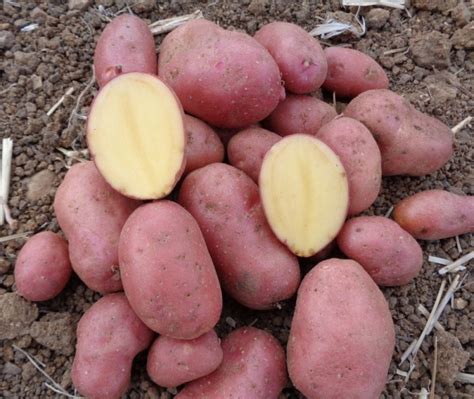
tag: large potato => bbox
[159,19,284,128]
[119,201,222,339]
[53,161,139,293]
[288,259,395,399]
[176,327,286,399]
[178,163,300,309]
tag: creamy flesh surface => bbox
[259,134,349,257]
[88,73,185,199]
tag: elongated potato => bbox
[393,190,474,239]
[176,327,286,399]
[178,163,300,310]
[288,259,395,399]
[119,201,222,339]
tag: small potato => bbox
[94,15,157,87]
[393,190,474,240]
[72,293,153,399]
[147,330,223,388]
[316,117,382,215]
[337,216,423,286]
[176,327,286,399]
[227,127,281,182]
[254,21,327,94]
[288,259,395,399]
[323,47,389,98]
[15,232,72,301]
[264,94,337,136]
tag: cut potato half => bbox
[259,134,349,257]
[87,73,185,199]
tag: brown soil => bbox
[1,1,473,398]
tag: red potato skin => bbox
[393,190,474,240]
[227,127,281,183]
[337,216,423,286]
[254,21,327,94]
[288,259,395,399]
[147,330,223,388]
[344,89,454,176]
[158,19,285,129]
[323,47,389,98]
[53,161,140,293]
[119,201,222,339]
[176,327,286,399]
[316,117,382,215]
[71,293,154,399]
[94,15,157,88]
[15,232,72,301]
[263,94,337,136]
[178,163,300,310]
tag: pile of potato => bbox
[13,14,474,399]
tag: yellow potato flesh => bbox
[88,73,185,199]
[259,134,349,257]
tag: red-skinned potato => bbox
[54,161,139,293]
[94,15,157,88]
[254,21,327,94]
[337,216,423,286]
[288,259,395,399]
[15,232,72,301]
[323,47,389,98]
[72,293,154,399]
[393,190,474,239]
[147,330,223,388]
[158,19,284,128]
[176,327,286,399]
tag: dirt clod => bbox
[0,30,14,49]
[29,313,76,355]
[410,31,452,69]
[0,293,38,340]
[366,8,390,30]
[451,21,474,50]
[436,330,470,384]
[26,169,56,201]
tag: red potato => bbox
[176,327,286,399]
[178,163,300,310]
[344,89,453,176]
[54,161,139,293]
[227,127,281,182]
[119,201,222,339]
[14,232,72,301]
[72,293,153,399]
[147,330,223,388]
[337,216,423,286]
[323,47,389,98]
[288,259,395,399]
[393,190,474,240]
[94,15,157,88]
[263,94,337,136]
[254,21,327,94]
[316,117,382,215]
[159,19,284,128]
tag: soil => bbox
[0,1,473,398]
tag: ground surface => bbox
[0,0,473,398]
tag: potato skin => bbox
[176,327,286,399]
[158,19,284,128]
[288,259,395,399]
[254,22,327,94]
[94,15,157,88]
[344,89,453,176]
[119,201,222,339]
[227,127,281,183]
[323,47,389,98]
[337,216,423,286]
[53,161,139,293]
[147,330,223,388]
[72,293,153,399]
[316,117,382,215]
[393,190,474,240]
[264,94,337,136]
[15,232,72,301]
[178,163,300,310]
